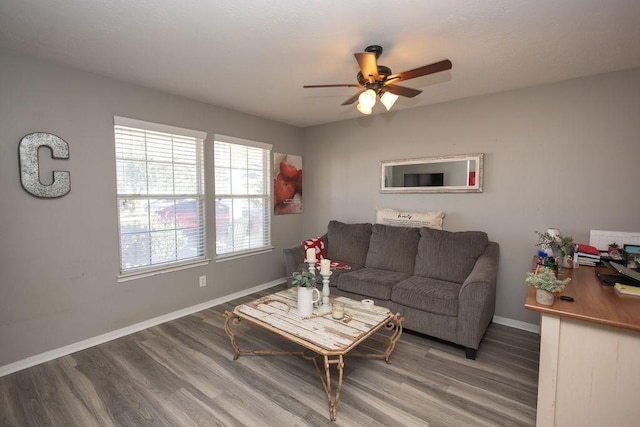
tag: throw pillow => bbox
[321,260,351,270]
[376,208,445,230]
[303,237,325,261]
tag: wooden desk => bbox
[525,266,640,427]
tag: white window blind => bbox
[114,116,207,274]
[214,135,272,258]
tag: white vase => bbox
[535,288,555,306]
[297,287,320,317]
[560,255,573,268]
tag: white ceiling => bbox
[1,0,640,128]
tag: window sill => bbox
[215,246,274,262]
[117,258,211,282]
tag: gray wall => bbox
[0,50,303,366]
[301,67,640,326]
[2,47,639,368]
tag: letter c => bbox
[19,132,70,198]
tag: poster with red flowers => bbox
[274,153,302,215]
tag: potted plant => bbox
[535,230,574,257]
[608,242,620,257]
[291,270,320,316]
[291,270,317,288]
[526,266,571,305]
[535,230,575,268]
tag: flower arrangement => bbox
[525,266,571,293]
[536,250,556,268]
[535,230,575,256]
[291,270,317,288]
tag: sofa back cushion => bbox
[365,224,420,274]
[414,228,489,283]
[326,221,372,266]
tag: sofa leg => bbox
[465,347,478,360]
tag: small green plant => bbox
[608,242,619,249]
[291,270,317,288]
[535,230,575,256]
[526,266,571,293]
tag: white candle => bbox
[320,259,331,275]
[332,303,345,320]
[306,248,316,263]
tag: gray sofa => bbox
[283,220,499,359]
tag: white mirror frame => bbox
[380,153,484,193]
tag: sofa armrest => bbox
[283,244,305,278]
[283,233,329,279]
[461,242,499,290]
[456,241,500,350]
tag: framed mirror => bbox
[380,153,484,193]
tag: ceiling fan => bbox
[303,45,452,114]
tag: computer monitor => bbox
[603,260,640,285]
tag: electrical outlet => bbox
[199,275,206,287]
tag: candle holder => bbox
[320,271,332,313]
[307,261,316,277]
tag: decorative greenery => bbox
[535,230,575,256]
[526,266,571,292]
[291,270,317,288]
[608,242,619,249]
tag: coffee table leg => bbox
[312,354,344,421]
[223,310,242,360]
[383,312,404,363]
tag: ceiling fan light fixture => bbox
[356,103,373,115]
[380,92,399,111]
[303,45,452,115]
[358,89,376,109]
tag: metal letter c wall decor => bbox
[19,132,71,198]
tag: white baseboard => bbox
[493,315,540,334]
[0,278,286,378]
[1,280,540,377]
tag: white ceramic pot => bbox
[535,288,555,306]
[560,255,573,268]
[297,287,320,317]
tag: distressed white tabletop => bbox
[234,288,393,354]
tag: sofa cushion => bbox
[327,262,363,287]
[392,276,462,316]
[326,221,372,266]
[337,268,409,300]
[365,224,420,274]
[414,228,489,283]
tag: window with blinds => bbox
[114,116,207,275]
[214,135,272,258]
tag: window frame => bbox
[114,116,209,281]
[213,134,273,260]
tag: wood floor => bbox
[0,285,540,426]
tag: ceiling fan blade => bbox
[303,83,361,88]
[385,84,422,98]
[354,52,379,82]
[341,90,364,105]
[390,59,452,82]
